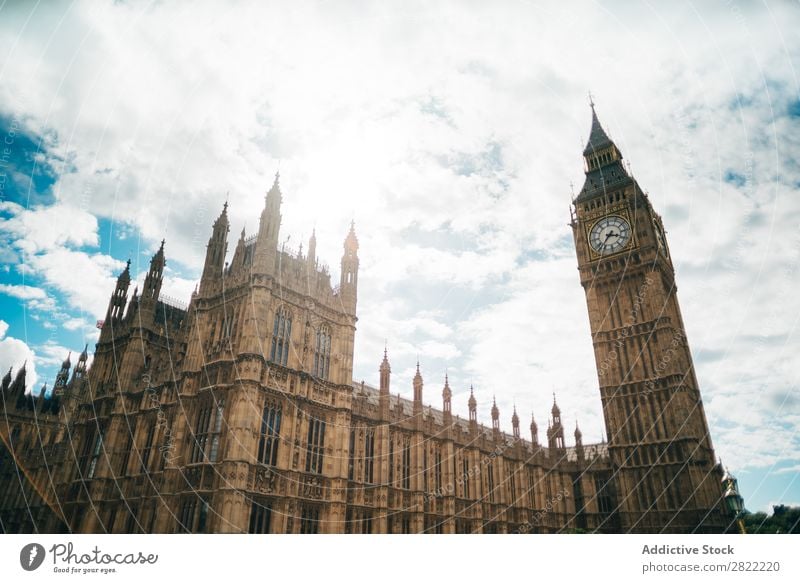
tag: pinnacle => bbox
[583,101,614,155]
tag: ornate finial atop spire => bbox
[551,393,561,417]
[265,170,282,202]
[343,220,359,252]
[588,90,595,109]
[379,343,391,395]
[442,372,452,408]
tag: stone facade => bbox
[0,110,728,534]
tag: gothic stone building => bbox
[0,108,729,534]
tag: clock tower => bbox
[571,104,726,532]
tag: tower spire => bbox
[339,221,359,313]
[253,170,283,276]
[142,240,166,302]
[200,201,230,294]
[442,373,452,416]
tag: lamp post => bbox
[722,468,746,534]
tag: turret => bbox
[38,383,51,413]
[104,260,131,330]
[574,420,584,462]
[307,229,317,268]
[71,344,88,383]
[253,173,282,276]
[199,202,229,294]
[547,393,565,451]
[530,412,539,446]
[511,405,520,439]
[11,362,27,408]
[230,227,247,272]
[491,397,500,438]
[1,367,11,392]
[442,374,452,417]
[413,361,423,415]
[53,352,71,398]
[379,347,391,418]
[468,386,477,432]
[339,221,359,313]
[142,240,165,302]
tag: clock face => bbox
[589,215,632,255]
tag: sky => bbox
[0,0,798,514]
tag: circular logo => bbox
[19,543,46,571]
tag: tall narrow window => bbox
[434,447,442,493]
[87,429,105,479]
[313,326,331,379]
[119,425,135,476]
[300,504,320,534]
[462,457,470,498]
[509,467,517,505]
[177,498,209,533]
[487,462,495,503]
[270,308,292,366]
[158,418,173,471]
[106,506,117,532]
[402,438,411,490]
[348,429,355,480]
[140,420,156,473]
[423,447,429,493]
[305,416,326,474]
[125,505,139,533]
[178,499,196,533]
[364,430,374,484]
[208,401,224,462]
[248,500,272,533]
[191,398,225,463]
[257,402,282,466]
[197,500,209,532]
[528,468,537,508]
[388,437,394,486]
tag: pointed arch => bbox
[270,307,293,366]
[312,325,332,380]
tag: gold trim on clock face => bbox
[588,215,632,256]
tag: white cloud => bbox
[25,248,123,318]
[0,202,98,254]
[0,320,38,391]
[0,283,47,300]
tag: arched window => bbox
[190,398,225,464]
[313,326,332,379]
[257,401,282,466]
[270,308,292,366]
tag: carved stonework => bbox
[255,467,277,493]
[302,476,324,500]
